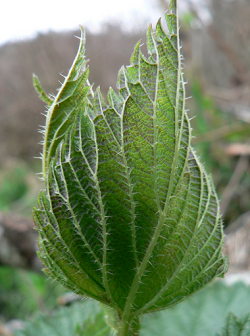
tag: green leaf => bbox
[75,309,112,336]
[141,280,250,336]
[216,312,250,336]
[14,300,112,336]
[33,0,228,333]
[39,26,92,179]
[15,282,250,336]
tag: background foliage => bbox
[0,0,250,335]
[10,281,250,336]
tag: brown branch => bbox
[207,25,249,84]
[220,155,249,214]
[192,122,248,144]
[186,0,249,84]
[225,143,250,156]
[224,211,250,273]
[207,84,250,101]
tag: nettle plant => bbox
[33,0,228,335]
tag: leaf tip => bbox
[33,73,53,106]
[170,0,177,15]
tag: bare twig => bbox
[224,211,250,273]
[193,122,248,144]
[220,155,249,214]
[225,211,250,235]
[187,0,249,84]
[225,143,250,156]
[207,25,249,84]
[207,84,250,101]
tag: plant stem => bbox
[117,316,140,336]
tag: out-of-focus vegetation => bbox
[0,167,28,211]
[11,281,250,336]
[0,0,250,334]
[189,81,250,226]
[0,267,66,322]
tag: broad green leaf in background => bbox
[33,0,228,334]
[216,312,250,336]
[141,281,250,336]
[14,300,112,336]
[15,282,250,336]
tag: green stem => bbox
[117,316,141,336]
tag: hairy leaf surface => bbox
[33,0,228,329]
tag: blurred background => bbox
[1,0,250,334]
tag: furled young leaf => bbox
[33,0,228,334]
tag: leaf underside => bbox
[33,0,228,321]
